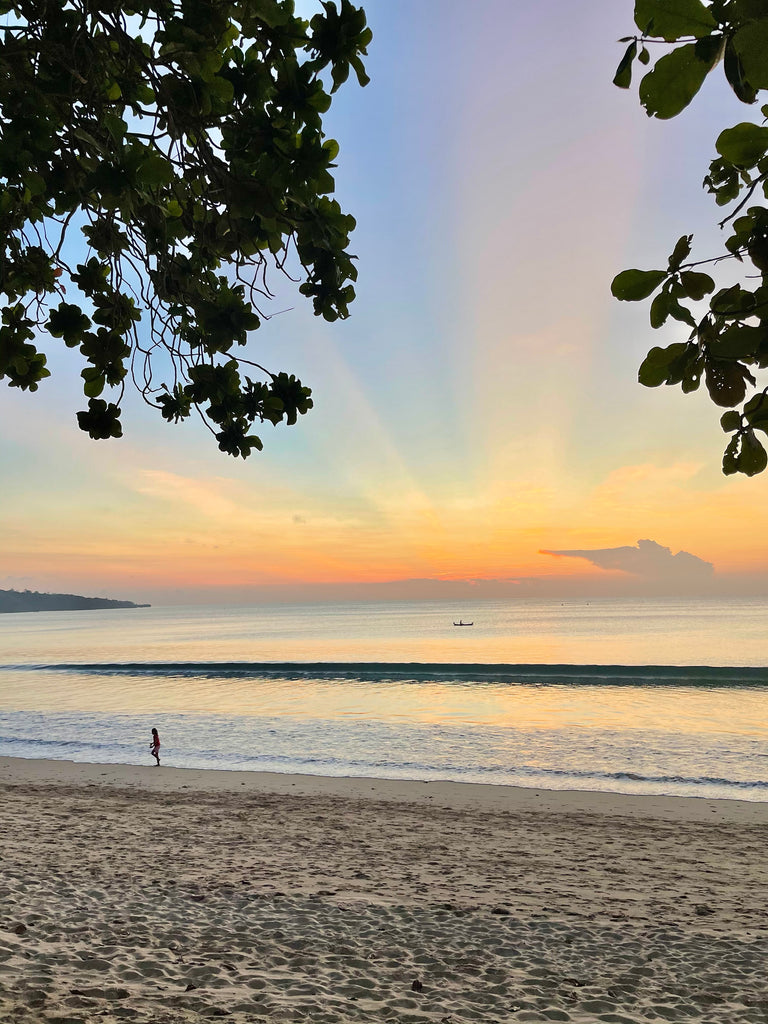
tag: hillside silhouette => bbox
[0,589,149,613]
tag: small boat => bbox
[453,620,474,626]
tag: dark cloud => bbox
[540,539,713,579]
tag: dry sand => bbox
[1,757,767,1023]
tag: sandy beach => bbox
[1,758,767,1023]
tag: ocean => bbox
[1,597,767,801]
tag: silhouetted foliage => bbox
[0,0,370,456]
[613,0,768,475]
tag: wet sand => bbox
[1,757,767,1023]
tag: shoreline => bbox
[3,754,768,824]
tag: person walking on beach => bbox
[150,727,161,766]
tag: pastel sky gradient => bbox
[3,0,768,604]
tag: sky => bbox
[2,0,768,605]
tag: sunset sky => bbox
[2,0,768,604]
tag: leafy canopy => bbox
[613,0,768,476]
[0,0,371,456]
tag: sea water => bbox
[0,598,767,801]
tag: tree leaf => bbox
[82,372,105,397]
[731,18,768,90]
[709,324,760,358]
[720,409,741,432]
[710,285,756,318]
[611,268,667,300]
[705,360,754,407]
[136,155,174,187]
[639,38,721,119]
[679,270,715,299]
[103,113,127,141]
[349,54,370,88]
[209,75,235,103]
[638,342,687,386]
[722,433,740,474]
[739,429,768,475]
[668,233,692,269]
[744,391,768,432]
[650,288,671,327]
[667,297,698,327]
[634,0,717,39]
[715,122,768,168]
[613,41,637,89]
[723,39,758,104]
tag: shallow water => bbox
[1,598,767,799]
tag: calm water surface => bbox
[1,598,766,800]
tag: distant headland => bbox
[0,589,150,613]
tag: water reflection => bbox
[2,669,766,740]
[2,598,768,667]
